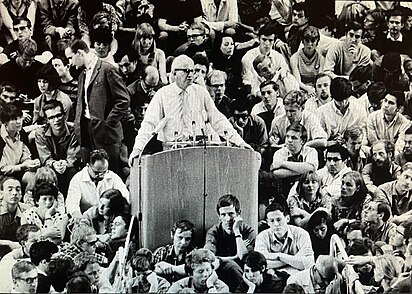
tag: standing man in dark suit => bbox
[65,39,130,174]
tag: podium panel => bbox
[130,146,261,250]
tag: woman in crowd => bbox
[287,171,331,227]
[290,26,324,96]
[21,182,68,243]
[131,22,167,84]
[307,209,336,258]
[0,0,36,41]
[374,255,403,292]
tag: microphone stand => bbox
[201,127,208,239]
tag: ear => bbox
[286,215,290,223]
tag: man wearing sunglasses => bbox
[324,21,372,79]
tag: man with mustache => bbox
[304,73,332,114]
[362,140,400,194]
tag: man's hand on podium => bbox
[128,148,142,167]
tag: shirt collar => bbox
[86,54,99,72]
[0,124,19,141]
[0,201,26,216]
[45,123,70,138]
[387,32,403,42]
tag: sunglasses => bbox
[326,157,342,162]
[234,113,248,120]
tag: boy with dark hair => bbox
[29,240,58,293]
[204,194,255,292]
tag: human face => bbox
[346,136,363,157]
[134,269,152,285]
[404,134,412,155]
[94,42,110,58]
[266,210,289,239]
[303,37,317,54]
[81,235,98,254]
[17,53,35,70]
[381,94,398,116]
[140,34,154,52]
[218,205,238,234]
[14,269,38,293]
[396,169,412,194]
[173,228,193,255]
[341,175,358,198]
[110,216,128,239]
[285,130,304,155]
[85,262,100,285]
[220,36,234,57]
[98,198,110,216]
[363,202,380,223]
[173,63,195,90]
[406,15,412,31]
[364,15,375,30]
[389,225,405,247]
[51,58,69,78]
[22,230,41,256]
[191,262,212,289]
[244,265,263,285]
[260,84,279,110]
[259,34,275,54]
[187,29,205,46]
[285,104,302,124]
[234,110,249,128]
[45,107,65,134]
[0,90,16,103]
[37,195,55,210]
[313,266,333,288]
[302,177,319,197]
[5,116,23,134]
[256,58,275,80]
[194,64,207,83]
[1,178,22,206]
[351,80,370,98]
[345,29,362,47]
[87,159,109,181]
[292,10,308,27]
[372,142,389,168]
[118,55,137,78]
[313,222,328,239]
[37,79,50,93]
[315,76,331,100]
[209,75,226,100]
[13,21,31,41]
[405,61,412,80]
[65,48,84,70]
[347,230,362,247]
[326,152,345,176]
[388,16,403,38]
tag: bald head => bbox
[143,65,159,89]
[316,255,338,281]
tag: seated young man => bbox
[167,249,229,293]
[271,123,319,196]
[254,201,314,278]
[204,194,255,292]
[153,220,196,283]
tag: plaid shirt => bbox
[53,242,108,265]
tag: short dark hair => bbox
[388,9,404,23]
[52,55,70,66]
[292,2,310,18]
[376,201,391,222]
[386,90,405,108]
[349,65,373,83]
[405,125,412,135]
[16,224,40,244]
[0,103,23,124]
[286,123,308,143]
[90,27,113,45]
[344,21,363,32]
[192,52,209,72]
[343,126,363,142]
[314,72,332,84]
[259,80,279,91]
[100,189,129,216]
[47,258,74,292]
[68,39,90,54]
[30,240,58,265]
[12,16,32,28]
[367,82,386,106]
[326,144,349,161]
[245,251,267,272]
[0,176,20,191]
[399,217,412,240]
[130,248,154,271]
[66,272,92,293]
[18,38,37,56]
[231,98,252,114]
[32,182,59,203]
[43,100,65,117]
[89,149,109,164]
[264,201,289,219]
[258,23,276,37]
[330,78,353,101]
[36,64,61,91]
[216,194,240,214]
[0,81,18,95]
[171,219,196,237]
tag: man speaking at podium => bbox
[129,55,252,165]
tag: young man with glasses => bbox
[324,21,372,79]
[207,70,233,118]
[129,54,251,165]
[35,100,80,196]
[11,260,38,293]
[66,149,129,219]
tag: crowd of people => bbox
[1,0,412,292]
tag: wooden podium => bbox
[130,146,261,250]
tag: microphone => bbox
[201,110,211,143]
[191,120,196,146]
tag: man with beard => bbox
[362,201,395,244]
[153,220,196,283]
[242,24,298,96]
[207,70,233,118]
[367,90,411,155]
[375,162,412,216]
[344,126,370,172]
[362,140,400,194]
[304,73,332,114]
[269,90,327,149]
[395,126,412,167]
[204,194,255,292]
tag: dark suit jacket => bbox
[38,0,79,36]
[75,58,130,146]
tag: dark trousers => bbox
[216,259,243,292]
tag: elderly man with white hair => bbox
[129,55,252,164]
